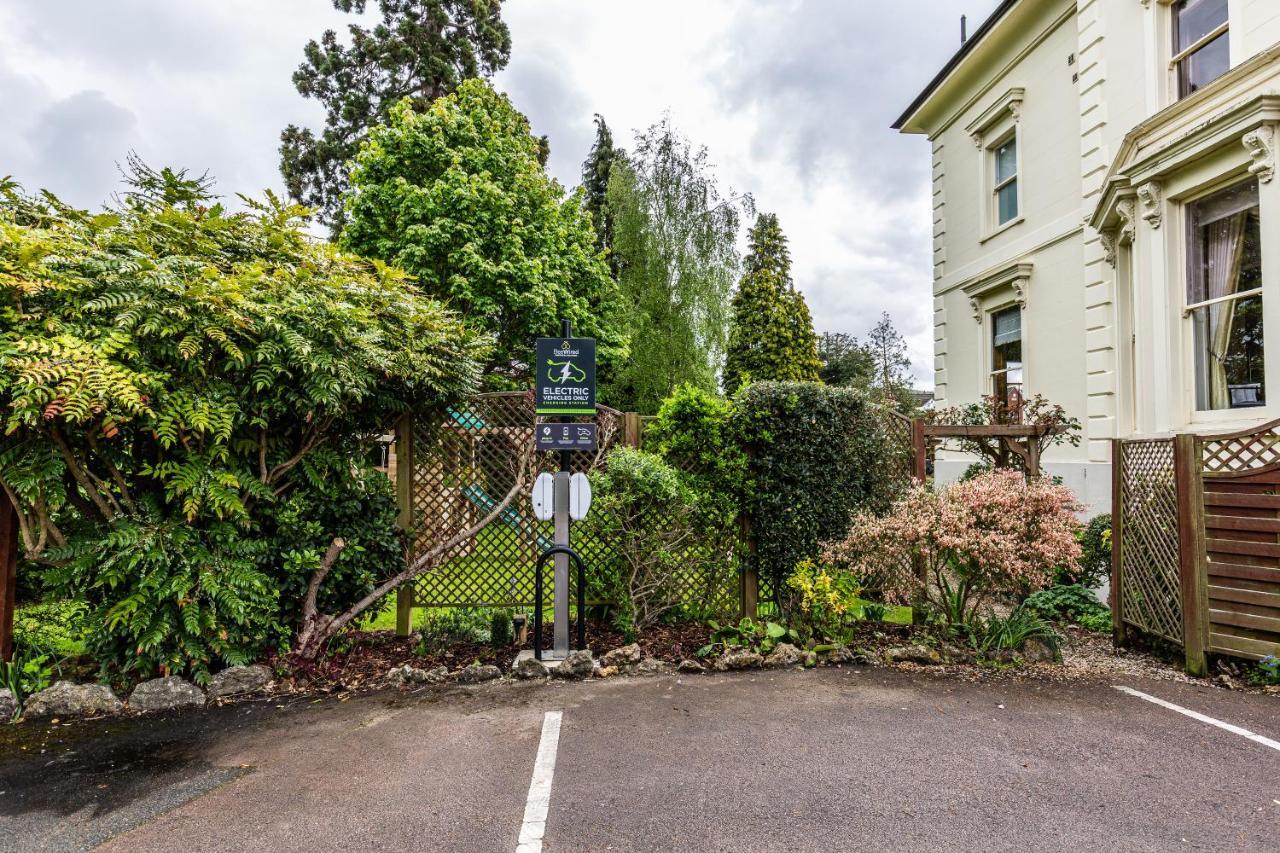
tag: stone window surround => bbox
[966,88,1025,240]
[960,260,1034,397]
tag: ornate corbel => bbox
[1244,126,1275,184]
[1137,182,1163,229]
[1012,279,1028,311]
[970,298,982,324]
[1099,230,1117,267]
[1116,198,1137,243]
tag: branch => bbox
[86,428,136,513]
[50,425,115,523]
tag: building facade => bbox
[895,0,1280,512]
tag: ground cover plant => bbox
[1024,584,1112,633]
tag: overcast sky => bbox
[0,0,999,387]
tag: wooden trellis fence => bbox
[391,392,920,634]
[1113,421,1280,674]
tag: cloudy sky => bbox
[0,0,999,386]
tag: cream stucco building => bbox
[895,0,1280,512]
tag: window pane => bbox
[997,180,1018,224]
[1176,0,1228,51]
[1186,181,1260,305]
[1178,32,1230,97]
[995,139,1017,183]
[1191,295,1265,410]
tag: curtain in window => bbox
[1206,213,1248,409]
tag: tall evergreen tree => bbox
[722,213,822,396]
[580,114,624,272]
[603,120,747,413]
[280,0,512,234]
[867,311,912,393]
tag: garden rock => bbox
[207,664,273,699]
[884,645,943,666]
[26,682,123,718]
[552,649,595,680]
[602,643,642,669]
[456,664,501,684]
[849,647,882,665]
[595,665,619,678]
[677,659,705,674]
[1021,639,1057,664]
[128,677,206,712]
[764,643,803,668]
[0,688,14,720]
[818,645,856,665]
[715,648,763,671]
[635,657,671,676]
[514,656,550,680]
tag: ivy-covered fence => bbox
[392,385,915,632]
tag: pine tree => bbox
[279,0,512,235]
[581,114,624,272]
[722,213,823,396]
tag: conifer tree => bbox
[722,213,822,396]
[580,114,624,271]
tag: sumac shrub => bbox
[734,382,904,599]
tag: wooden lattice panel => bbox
[1200,417,1280,475]
[1117,439,1183,643]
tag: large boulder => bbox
[207,665,274,699]
[715,648,763,671]
[0,688,14,721]
[552,649,595,680]
[514,656,551,680]
[456,664,502,685]
[25,682,123,718]
[764,643,804,668]
[884,645,943,666]
[128,677,206,713]
[602,644,642,669]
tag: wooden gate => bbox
[1113,421,1280,673]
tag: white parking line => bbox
[516,710,563,853]
[1114,685,1280,752]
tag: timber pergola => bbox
[911,421,1066,480]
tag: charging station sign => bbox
[535,337,596,415]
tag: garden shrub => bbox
[644,384,746,526]
[1247,655,1280,687]
[0,163,485,681]
[1024,583,1110,630]
[489,609,514,648]
[582,447,717,637]
[1055,514,1111,589]
[13,599,89,659]
[786,559,862,644]
[414,608,493,655]
[976,605,1059,658]
[825,470,1083,629]
[734,382,904,600]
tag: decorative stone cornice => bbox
[1244,125,1275,183]
[1137,182,1163,229]
[965,88,1025,148]
[960,260,1033,322]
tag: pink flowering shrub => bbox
[823,470,1083,626]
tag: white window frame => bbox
[966,88,1025,240]
[1165,0,1232,103]
[990,131,1020,231]
[988,302,1025,405]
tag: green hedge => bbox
[734,382,904,600]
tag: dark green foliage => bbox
[976,605,1059,658]
[581,114,624,275]
[1247,655,1280,687]
[489,608,514,647]
[644,385,746,525]
[280,0,512,233]
[44,512,280,685]
[722,214,822,396]
[697,617,796,658]
[734,382,903,597]
[1024,583,1110,631]
[414,607,492,654]
[259,456,403,631]
[1057,514,1111,589]
[817,332,875,387]
[13,599,89,659]
[582,447,723,636]
[342,82,626,389]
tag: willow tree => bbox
[722,213,822,395]
[603,120,749,413]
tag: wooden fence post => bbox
[622,412,643,448]
[1110,438,1127,646]
[1173,433,1208,676]
[0,489,17,662]
[739,513,758,620]
[911,418,927,482]
[394,415,414,638]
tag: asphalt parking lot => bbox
[2,667,1278,852]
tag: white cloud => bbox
[0,0,1000,386]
